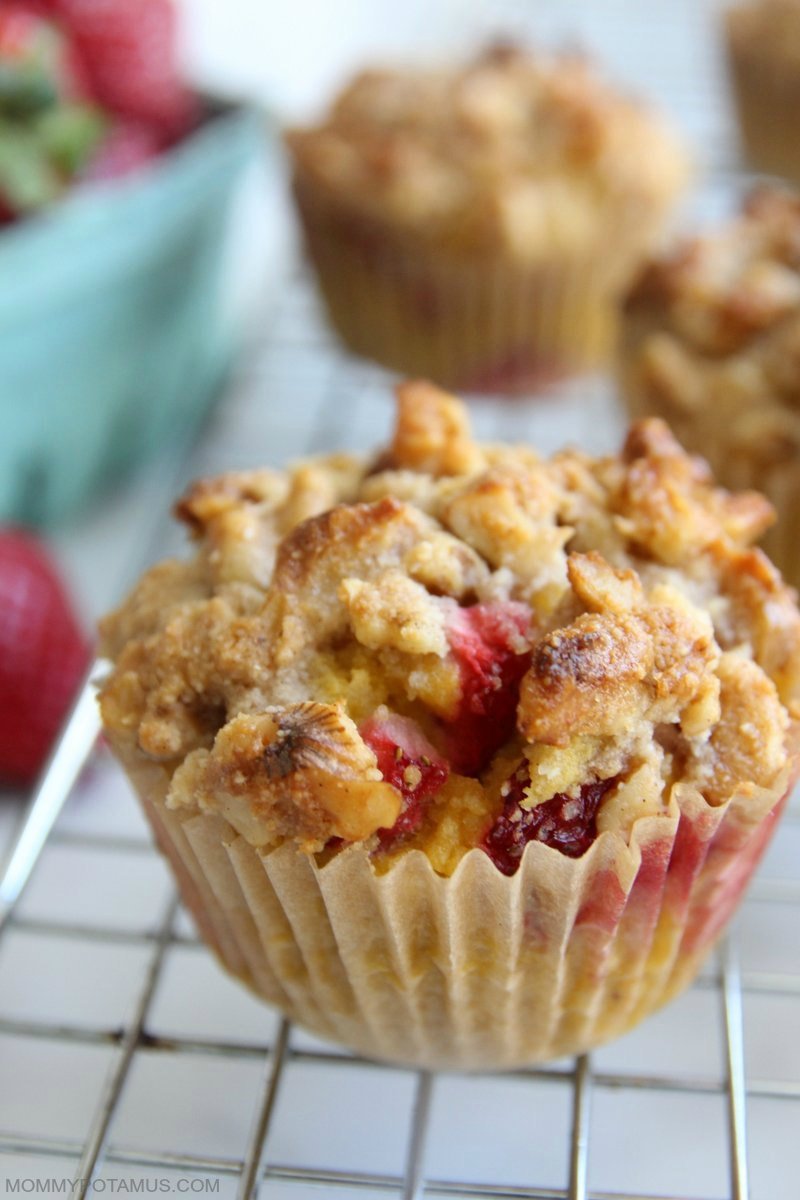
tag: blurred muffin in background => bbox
[724,0,800,186]
[285,44,689,394]
[619,186,800,588]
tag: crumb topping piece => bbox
[99,379,800,870]
[383,379,485,476]
[172,703,401,851]
[623,188,800,482]
[519,557,720,748]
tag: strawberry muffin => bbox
[285,45,689,393]
[620,187,800,591]
[99,381,800,1069]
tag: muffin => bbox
[98,380,800,1070]
[725,0,800,186]
[620,186,800,590]
[285,45,689,394]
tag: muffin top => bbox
[623,187,800,467]
[285,45,689,257]
[99,381,800,877]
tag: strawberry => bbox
[443,601,532,776]
[82,117,159,180]
[0,529,89,786]
[52,0,196,141]
[481,763,619,875]
[0,4,104,217]
[360,711,449,845]
[0,3,92,111]
[0,5,45,58]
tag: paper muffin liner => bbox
[725,36,800,187]
[119,743,796,1071]
[292,178,672,395]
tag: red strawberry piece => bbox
[360,711,449,845]
[0,3,92,105]
[0,4,61,60]
[82,118,159,180]
[482,762,619,875]
[0,530,89,786]
[53,0,196,141]
[462,346,568,395]
[443,601,532,776]
[0,6,42,57]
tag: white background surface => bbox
[2,2,800,1198]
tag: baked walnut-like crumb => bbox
[99,380,800,873]
[625,188,800,358]
[285,45,688,260]
[621,186,800,587]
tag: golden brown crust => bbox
[620,186,800,589]
[170,704,400,851]
[612,422,774,563]
[285,45,688,260]
[382,379,485,476]
[99,381,800,866]
[625,187,800,357]
[518,554,720,747]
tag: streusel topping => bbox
[622,187,800,473]
[285,45,689,258]
[99,381,800,876]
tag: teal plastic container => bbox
[0,97,261,526]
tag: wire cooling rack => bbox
[2,2,800,1196]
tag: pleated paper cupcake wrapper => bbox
[121,747,796,1071]
[294,180,666,395]
[725,39,800,187]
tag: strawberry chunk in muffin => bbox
[360,711,448,844]
[482,763,619,875]
[443,602,531,775]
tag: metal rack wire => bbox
[2,3,800,1194]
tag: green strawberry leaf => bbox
[36,104,107,174]
[0,120,61,211]
[0,62,57,118]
